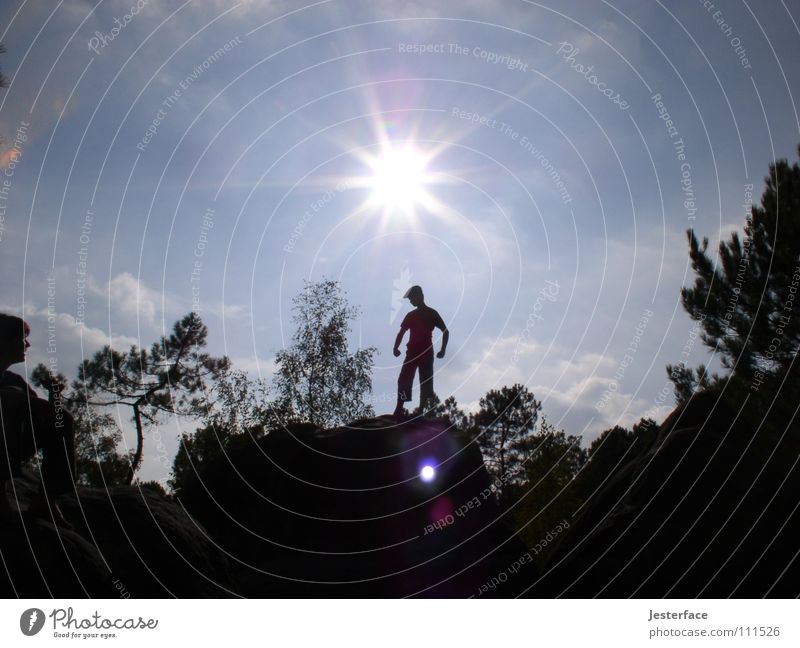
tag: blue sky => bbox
[1,0,798,483]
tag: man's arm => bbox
[435,313,449,359]
[393,319,408,357]
[393,330,405,357]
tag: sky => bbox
[1,0,798,484]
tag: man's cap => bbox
[404,285,423,299]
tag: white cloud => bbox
[14,303,138,351]
[0,302,138,398]
[88,271,164,328]
[203,302,250,321]
[229,354,277,378]
[437,331,676,444]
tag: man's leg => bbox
[395,353,419,416]
[418,350,435,411]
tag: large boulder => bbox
[532,390,799,597]
[1,471,236,598]
[180,416,534,597]
[58,486,236,598]
[0,512,115,598]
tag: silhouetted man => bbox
[0,314,75,528]
[393,286,448,416]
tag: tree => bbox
[675,147,800,388]
[170,424,232,498]
[473,384,541,504]
[0,43,9,89]
[513,416,586,558]
[1,44,9,151]
[412,393,469,425]
[31,363,130,487]
[573,417,656,503]
[273,280,377,427]
[138,480,170,499]
[75,313,229,484]
[169,369,274,497]
[665,362,718,404]
[203,368,276,433]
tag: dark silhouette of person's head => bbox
[0,313,30,371]
[404,285,424,308]
[0,312,75,529]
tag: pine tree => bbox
[473,384,541,504]
[0,44,8,89]
[672,146,800,393]
[513,416,586,559]
[31,363,130,487]
[75,313,229,484]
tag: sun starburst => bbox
[346,140,445,222]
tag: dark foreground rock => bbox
[0,510,114,598]
[531,390,800,597]
[1,471,235,598]
[9,394,791,598]
[180,416,533,597]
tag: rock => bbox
[2,470,236,598]
[0,511,115,598]
[180,416,534,597]
[59,487,236,598]
[533,390,800,597]
[6,395,794,599]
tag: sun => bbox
[363,144,436,215]
[342,137,452,224]
[368,146,428,208]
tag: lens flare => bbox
[420,465,436,482]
